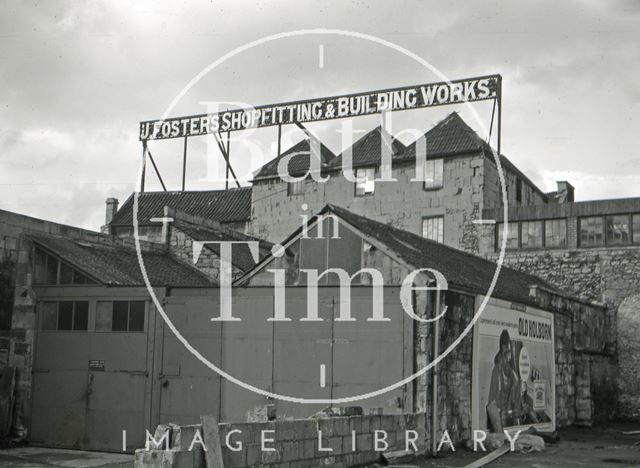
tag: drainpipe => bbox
[431,290,441,456]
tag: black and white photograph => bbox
[0,1,639,467]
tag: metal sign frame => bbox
[137,74,502,192]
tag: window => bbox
[521,221,543,248]
[545,219,567,248]
[355,168,375,196]
[422,216,444,243]
[287,179,305,196]
[423,159,444,190]
[516,178,523,204]
[33,248,95,285]
[633,215,640,243]
[497,222,519,250]
[40,301,89,331]
[579,217,605,247]
[606,215,630,245]
[96,300,145,332]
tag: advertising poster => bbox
[472,297,555,433]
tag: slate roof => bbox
[252,139,336,181]
[173,219,273,272]
[110,187,251,226]
[30,233,213,287]
[400,112,547,199]
[324,204,559,306]
[240,204,561,306]
[399,111,488,161]
[328,126,406,170]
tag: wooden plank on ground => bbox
[461,445,510,468]
[200,414,224,468]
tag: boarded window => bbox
[545,219,567,248]
[422,216,444,243]
[423,159,444,190]
[40,302,58,331]
[95,301,112,331]
[579,216,605,247]
[496,222,519,250]
[355,168,375,196]
[521,221,543,248]
[606,215,630,245]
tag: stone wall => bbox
[428,292,474,443]
[250,153,487,252]
[483,157,547,210]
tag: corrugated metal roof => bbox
[30,233,213,287]
[110,187,251,226]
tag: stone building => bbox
[1,203,612,452]
[481,196,640,418]
[1,107,636,453]
[0,205,270,446]
[249,112,546,251]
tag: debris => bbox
[381,448,415,464]
[620,430,640,435]
[461,445,510,468]
[514,434,545,453]
[200,414,224,468]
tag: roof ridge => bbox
[323,203,560,293]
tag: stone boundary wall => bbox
[135,414,428,468]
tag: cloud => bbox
[0,0,638,229]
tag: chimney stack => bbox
[556,181,575,203]
[105,197,119,225]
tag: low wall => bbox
[135,414,428,468]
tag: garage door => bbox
[30,299,153,451]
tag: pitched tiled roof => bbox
[110,187,251,226]
[173,220,273,272]
[400,112,548,199]
[30,233,213,287]
[399,112,487,161]
[324,204,559,306]
[253,139,336,181]
[328,126,406,170]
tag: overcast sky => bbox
[1,0,638,230]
